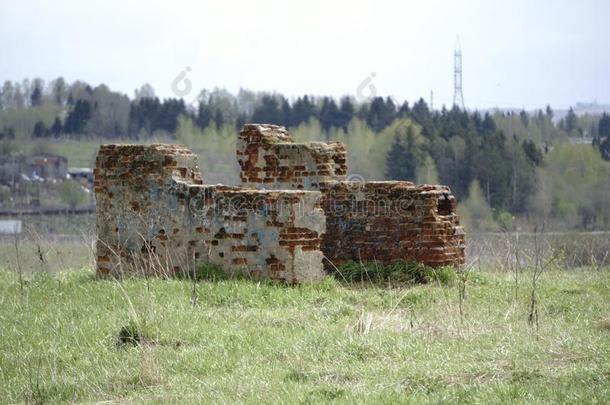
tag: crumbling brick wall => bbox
[94,124,465,282]
[95,144,326,283]
[237,124,347,190]
[236,125,465,268]
[319,181,465,268]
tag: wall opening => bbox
[437,193,452,216]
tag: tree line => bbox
[1,77,609,230]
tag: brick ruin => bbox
[95,125,465,282]
[236,124,465,269]
[94,144,326,283]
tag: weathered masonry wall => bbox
[237,124,347,190]
[236,125,465,268]
[95,124,465,282]
[319,181,465,268]
[95,144,326,283]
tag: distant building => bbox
[0,153,69,186]
[568,137,594,145]
[574,102,610,115]
[68,168,94,186]
[26,154,68,180]
[0,219,22,234]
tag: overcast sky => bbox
[1,0,609,109]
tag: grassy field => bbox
[21,139,103,168]
[1,265,609,403]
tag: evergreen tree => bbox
[397,101,410,118]
[32,120,46,138]
[597,112,610,160]
[410,98,433,135]
[64,99,93,134]
[30,85,43,107]
[157,98,186,133]
[214,109,224,128]
[280,97,292,127]
[51,117,62,138]
[474,130,511,208]
[235,113,247,130]
[565,107,577,134]
[599,112,610,138]
[319,97,340,132]
[337,97,355,131]
[251,95,282,125]
[366,97,396,132]
[545,105,554,119]
[196,103,213,129]
[385,126,418,180]
[386,134,408,180]
[521,139,543,166]
[481,113,496,134]
[519,109,529,127]
[291,96,315,127]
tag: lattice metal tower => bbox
[453,37,465,110]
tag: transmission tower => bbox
[453,37,465,110]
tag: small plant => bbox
[57,180,88,210]
[170,262,230,281]
[24,358,46,405]
[430,266,457,286]
[117,320,151,346]
[195,262,231,281]
[354,312,373,334]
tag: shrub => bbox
[58,180,87,209]
[117,319,152,346]
[195,262,231,280]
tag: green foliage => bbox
[531,143,610,229]
[57,180,87,209]
[336,260,456,285]
[193,262,231,281]
[63,100,93,134]
[32,120,46,138]
[458,179,498,232]
[415,154,439,184]
[495,210,514,231]
[3,76,609,230]
[293,117,404,180]
[565,107,578,134]
[597,112,610,160]
[382,119,425,181]
[175,116,238,184]
[117,319,152,346]
[0,104,62,140]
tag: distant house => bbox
[0,153,69,187]
[0,219,22,234]
[26,154,68,180]
[68,168,94,186]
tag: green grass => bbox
[16,139,103,168]
[337,260,457,285]
[1,267,609,403]
[0,240,93,275]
